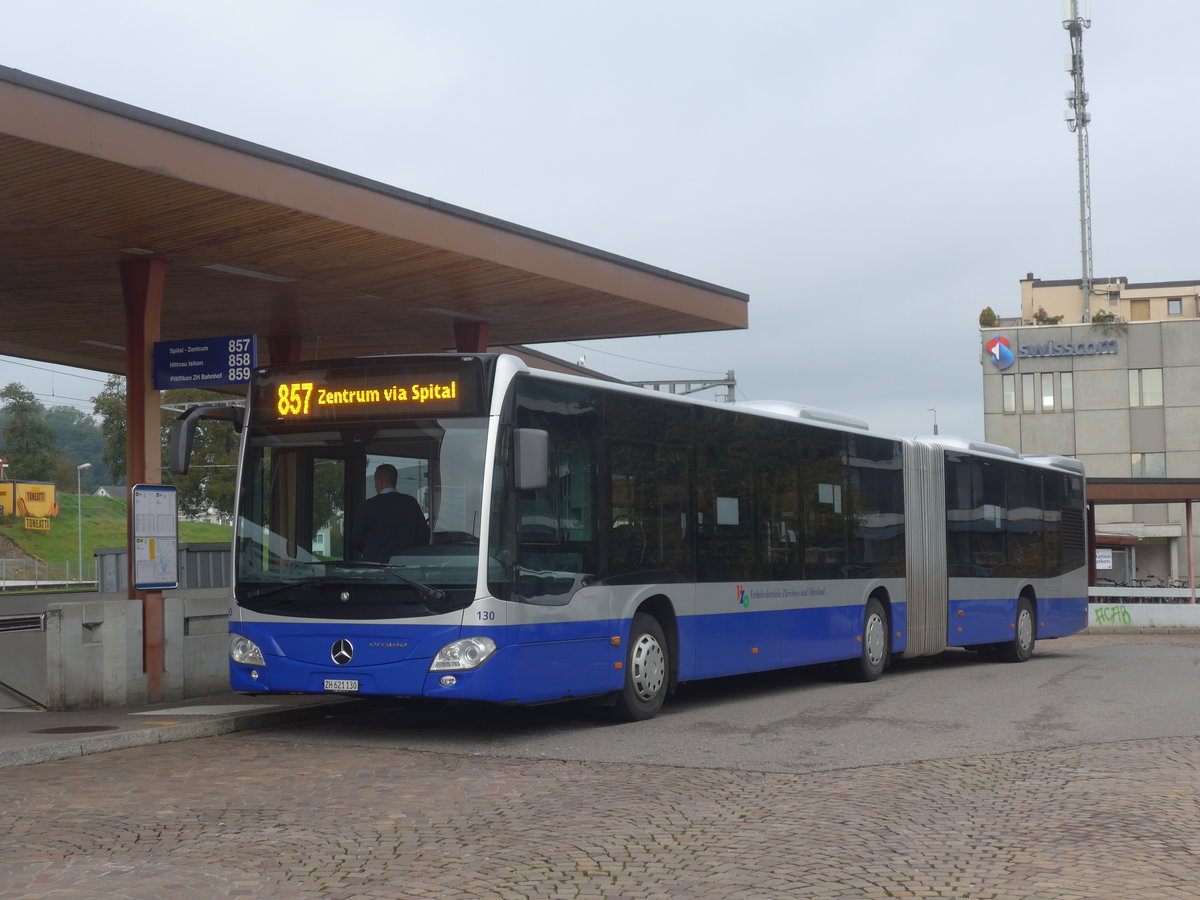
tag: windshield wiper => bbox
[339,561,448,605]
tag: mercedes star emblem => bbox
[331,639,354,666]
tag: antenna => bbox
[1062,0,1094,322]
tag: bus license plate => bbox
[323,678,359,693]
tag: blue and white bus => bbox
[171,353,1089,720]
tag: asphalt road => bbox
[242,633,1200,774]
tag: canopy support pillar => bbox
[120,258,167,702]
[454,321,489,353]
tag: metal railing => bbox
[0,612,45,633]
[1090,585,1197,604]
[0,559,94,590]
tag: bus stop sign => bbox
[152,335,256,390]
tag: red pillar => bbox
[267,335,302,365]
[120,258,167,702]
[1087,501,1096,592]
[453,321,490,353]
[1187,501,1196,605]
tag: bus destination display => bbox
[256,364,481,422]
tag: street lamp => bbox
[76,462,92,585]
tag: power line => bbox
[0,357,110,384]
[29,392,97,410]
[559,341,729,378]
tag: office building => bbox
[981,275,1200,584]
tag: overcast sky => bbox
[3,1,1198,440]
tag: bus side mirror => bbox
[514,428,549,491]
[169,405,245,475]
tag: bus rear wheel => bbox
[845,597,889,682]
[997,596,1036,663]
[612,613,669,722]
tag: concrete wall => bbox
[1089,601,1200,631]
[0,587,230,710]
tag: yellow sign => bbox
[23,516,50,532]
[0,482,59,521]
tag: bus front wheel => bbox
[612,613,669,721]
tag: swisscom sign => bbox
[985,336,1118,371]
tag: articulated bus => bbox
[171,353,1088,720]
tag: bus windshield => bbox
[234,416,490,617]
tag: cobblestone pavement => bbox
[2,728,1199,899]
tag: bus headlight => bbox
[230,634,265,666]
[430,636,497,671]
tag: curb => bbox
[0,698,350,770]
[1083,626,1200,635]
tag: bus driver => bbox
[351,463,430,563]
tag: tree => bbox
[978,306,998,328]
[92,376,127,483]
[0,384,58,481]
[91,378,242,516]
[1032,306,1065,325]
[45,405,107,488]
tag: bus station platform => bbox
[0,691,349,770]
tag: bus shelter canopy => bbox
[1086,478,1200,602]
[0,65,748,376]
[1086,479,1200,506]
[0,64,749,702]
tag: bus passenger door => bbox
[511,439,614,702]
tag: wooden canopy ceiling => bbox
[0,66,748,376]
[1087,479,1200,504]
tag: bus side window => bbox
[695,412,754,582]
[608,441,688,578]
[755,418,800,580]
[801,428,848,579]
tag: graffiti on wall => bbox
[1092,605,1132,627]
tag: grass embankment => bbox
[0,493,231,568]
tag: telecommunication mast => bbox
[1063,0,1093,321]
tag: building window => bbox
[1022,373,1036,413]
[1131,452,1166,478]
[1129,368,1163,407]
[1168,297,1182,316]
[1130,299,1151,321]
[1040,373,1055,411]
[1002,374,1016,414]
[1061,372,1073,411]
